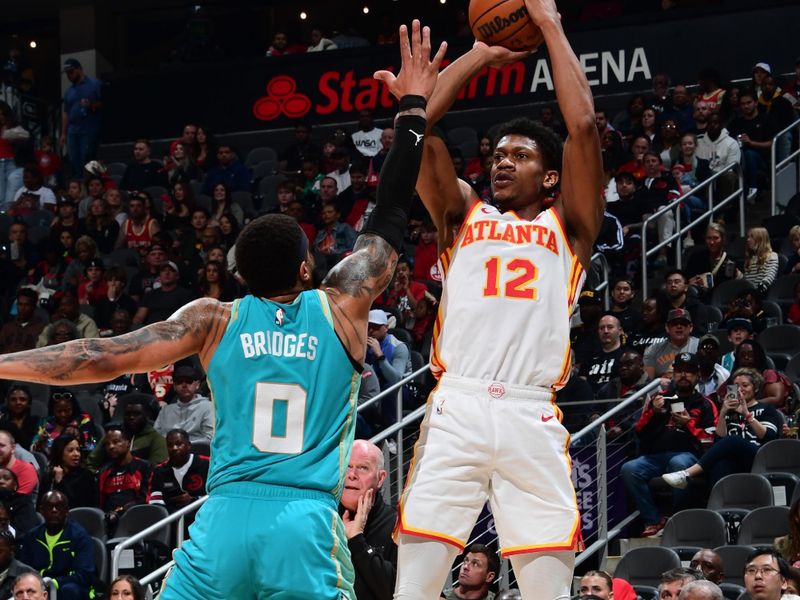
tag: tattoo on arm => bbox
[322,234,397,299]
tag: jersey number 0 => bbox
[254,382,306,454]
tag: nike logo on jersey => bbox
[409,129,424,146]
[541,414,555,422]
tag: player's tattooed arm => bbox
[0,298,228,385]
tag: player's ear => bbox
[542,169,559,190]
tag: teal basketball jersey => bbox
[206,290,360,499]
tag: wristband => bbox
[398,95,427,111]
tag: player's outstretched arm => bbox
[525,0,603,270]
[0,298,224,385]
[324,20,444,363]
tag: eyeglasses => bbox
[744,566,780,577]
[51,392,73,401]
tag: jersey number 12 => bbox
[483,257,539,300]
[253,382,306,454]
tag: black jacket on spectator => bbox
[40,468,98,509]
[635,391,716,456]
[0,414,38,451]
[340,494,397,600]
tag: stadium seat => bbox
[143,186,168,203]
[719,582,746,600]
[767,274,800,315]
[245,146,278,167]
[707,473,773,542]
[783,354,800,383]
[257,175,287,210]
[189,181,202,197]
[108,504,171,546]
[612,546,681,587]
[757,324,800,370]
[705,304,724,328]
[70,507,108,542]
[251,160,278,180]
[736,505,790,546]
[106,162,127,177]
[389,327,412,344]
[660,509,727,559]
[711,279,755,312]
[761,300,783,325]
[751,439,800,478]
[92,536,109,586]
[195,194,212,213]
[708,328,735,356]
[713,545,756,588]
[232,191,256,218]
[104,247,140,268]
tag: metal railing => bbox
[641,162,745,297]
[770,117,800,215]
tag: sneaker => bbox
[641,518,667,537]
[662,470,689,489]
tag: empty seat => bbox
[231,191,256,218]
[711,280,755,312]
[761,300,783,325]
[612,546,681,587]
[767,274,800,314]
[70,507,108,541]
[714,545,756,587]
[245,146,278,167]
[92,535,109,585]
[705,304,724,328]
[143,186,168,202]
[108,504,170,546]
[660,509,727,558]
[707,474,774,514]
[757,324,800,370]
[783,353,800,382]
[106,162,128,177]
[103,247,140,268]
[195,194,212,213]
[736,505,790,546]
[752,439,800,504]
[719,582,746,600]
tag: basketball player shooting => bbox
[378,0,603,598]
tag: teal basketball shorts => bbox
[157,482,354,600]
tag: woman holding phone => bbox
[663,367,784,489]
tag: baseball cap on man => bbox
[673,352,700,371]
[753,62,772,74]
[173,365,200,381]
[62,58,82,73]
[698,333,720,347]
[726,317,753,333]
[667,308,692,324]
[578,290,603,305]
[368,309,388,326]
[160,261,179,273]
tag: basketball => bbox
[469,0,544,51]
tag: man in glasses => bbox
[743,549,789,600]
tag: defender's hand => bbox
[472,40,534,68]
[374,20,448,102]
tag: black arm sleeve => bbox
[361,112,428,252]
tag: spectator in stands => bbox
[163,181,195,232]
[50,196,83,244]
[340,162,369,225]
[3,221,39,285]
[538,105,567,139]
[722,290,767,333]
[0,288,45,355]
[314,202,356,269]
[0,468,37,534]
[77,258,107,306]
[39,434,97,509]
[741,548,790,600]
[695,334,730,399]
[608,278,640,335]
[742,227,779,293]
[133,261,194,325]
[696,112,740,188]
[197,259,237,301]
[61,58,101,176]
[352,110,383,159]
[0,530,34,599]
[0,386,37,451]
[36,293,99,347]
[579,570,613,598]
[217,212,239,250]
[194,126,215,172]
[148,429,208,513]
[664,367,781,489]
[580,314,626,394]
[286,199,316,245]
[410,291,436,353]
[730,338,789,408]
[120,140,166,191]
[116,192,160,252]
[674,132,710,184]
[677,581,723,600]
[44,320,78,346]
[164,142,200,186]
[339,440,396,599]
[279,121,321,176]
[0,100,28,209]
[31,389,97,455]
[644,308,699,379]
[655,117,682,167]
[18,490,94,600]
[662,270,710,335]
[365,309,411,417]
[201,144,250,195]
[153,365,213,445]
[776,497,800,568]
[443,543,498,600]
[108,575,146,600]
[12,572,49,600]
[365,128,392,176]
[265,31,304,57]
[759,75,794,161]
[62,235,97,293]
[788,281,800,325]
[128,242,166,302]
[11,164,56,212]
[104,188,126,226]
[78,175,104,219]
[97,425,151,531]
[89,395,167,470]
[0,431,36,498]
[751,63,771,97]
[210,183,243,228]
[572,290,604,367]
[413,220,438,281]
[663,84,695,134]
[84,197,120,254]
[632,107,659,145]
[612,94,646,139]
[327,148,352,193]
[728,90,773,196]
[784,226,800,275]
[616,135,650,182]
[719,317,753,372]
[686,223,735,299]
[383,257,426,330]
[307,27,337,52]
[92,267,136,333]
[658,567,704,599]
[697,68,726,113]
[623,352,718,532]
[689,549,724,584]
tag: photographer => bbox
[663,367,783,490]
[621,352,718,537]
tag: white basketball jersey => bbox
[431,200,585,389]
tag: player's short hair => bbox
[235,214,308,297]
[463,543,500,577]
[493,117,563,172]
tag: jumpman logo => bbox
[409,129,424,146]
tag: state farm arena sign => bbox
[102,5,799,142]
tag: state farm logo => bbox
[488,382,505,398]
[253,76,312,121]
